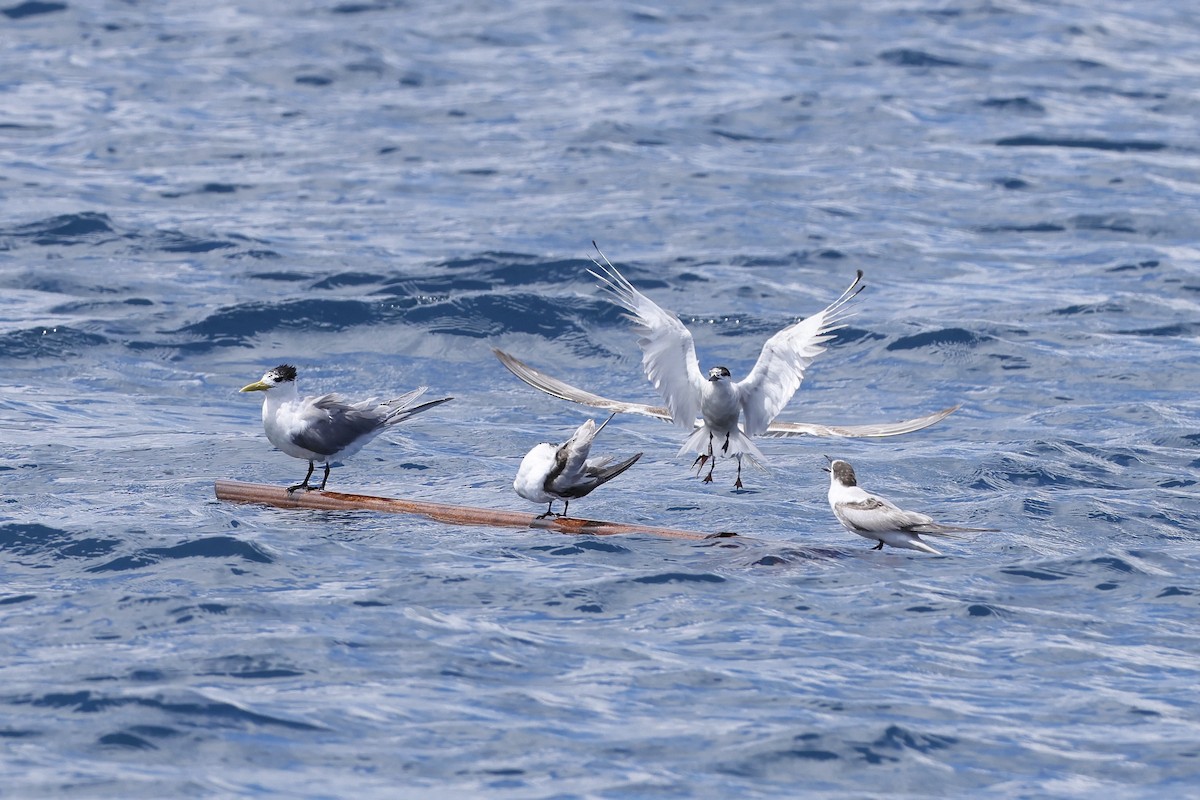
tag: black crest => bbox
[713,366,731,377]
[270,364,298,383]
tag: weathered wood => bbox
[214,479,736,541]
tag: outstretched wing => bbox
[493,349,957,437]
[493,349,674,421]
[760,406,959,438]
[736,270,864,436]
[589,245,705,429]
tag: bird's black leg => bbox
[693,433,714,472]
[734,455,744,491]
[537,501,555,519]
[696,434,710,479]
[317,462,330,491]
[872,541,884,550]
[288,461,316,493]
[562,499,569,517]
[721,433,731,455]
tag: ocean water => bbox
[2,0,1199,796]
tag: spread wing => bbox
[760,406,959,438]
[737,270,864,436]
[589,245,705,429]
[492,349,674,421]
[493,349,957,437]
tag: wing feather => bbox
[493,349,957,437]
[737,270,864,436]
[290,395,384,456]
[492,349,673,421]
[836,497,935,533]
[589,246,705,429]
[761,406,959,438]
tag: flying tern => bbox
[240,364,452,492]
[587,245,863,489]
[513,413,642,518]
[825,458,997,554]
[492,349,959,439]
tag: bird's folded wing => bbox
[836,500,933,533]
[493,349,958,438]
[291,400,383,456]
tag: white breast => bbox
[513,444,557,504]
[700,380,741,432]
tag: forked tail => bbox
[587,452,643,487]
[384,395,454,427]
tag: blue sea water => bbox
[2,0,1200,796]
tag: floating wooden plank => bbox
[214,479,736,541]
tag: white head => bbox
[240,364,298,394]
[707,365,731,383]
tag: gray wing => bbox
[836,497,939,533]
[494,348,957,437]
[554,452,643,499]
[493,349,674,421]
[908,522,1000,534]
[760,406,960,438]
[292,394,387,456]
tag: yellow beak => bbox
[240,380,270,393]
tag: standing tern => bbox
[825,458,997,554]
[513,413,642,518]
[240,364,452,492]
[589,245,863,489]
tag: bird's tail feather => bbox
[677,425,767,471]
[901,537,942,555]
[560,452,642,498]
[586,452,643,487]
[383,394,454,426]
[910,523,999,535]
